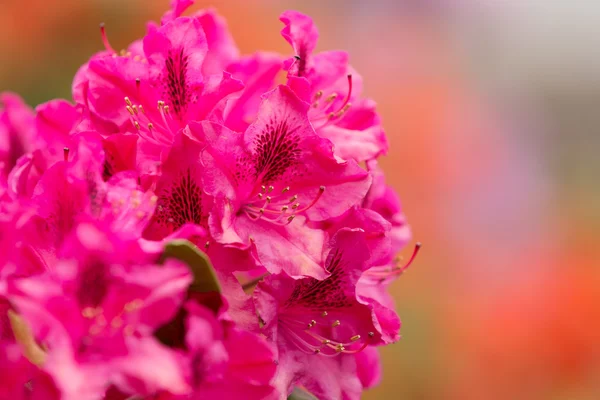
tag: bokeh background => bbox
[1,0,599,399]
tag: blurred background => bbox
[1,0,599,399]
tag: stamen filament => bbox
[99,23,115,53]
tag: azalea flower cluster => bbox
[0,2,416,399]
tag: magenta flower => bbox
[191,85,371,278]
[1,2,415,398]
[7,221,191,399]
[254,221,399,399]
[73,7,243,156]
[280,11,389,162]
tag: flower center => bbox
[242,184,325,225]
[124,96,176,146]
[155,168,205,231]
[279,310,374,356]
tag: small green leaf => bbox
[155,240,222,348]
[288,387,318,400]
[161,239,221,293]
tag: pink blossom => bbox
[1,4,413,398]
[73,8,243,156]
[280,11,389,162]
[254,224,398,399]
[7,221,192,400]
[190,85,370,278]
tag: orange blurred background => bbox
[1,1,599,399]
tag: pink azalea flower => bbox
[0,93,35,182]
[7,221,192,400]
[7,99,87,198]
[73,8,243,155]
[12,134,155,273]
[254,223,398,399]
[191,85,371,278]
[280,11,389,162]
[2,4,412,398]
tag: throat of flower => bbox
[242,184,325,225]
[124,96,175,146]
[309,74,353,130]
[279,310,374,357]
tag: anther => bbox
[336,345,345,353]
[289,195,298,202]
[287,215,295,223]
[132,105,138,115]
[135,78,141,90]
[292,203,300,210]
[133,121,140,130]
[147,123,153,131]
[124,97,132,107]
[326,93,338,102]
[332,320,341,328]
[63,147,70,162]
[268,185,274,193]
[204,241,210,250]
[164,105,170,113]
[315,90,323,99]
[126,106,134,115]
[81,307,96,318]
[321,311,328,317]
[282,186,290,193]
[281,206,289,211]
[119,49,126,57]
[322,339,331,345]
[351,335,361,342]
[139,105,145,114]
[124,299,143,312]
[111,317,123,328]
[314,349,321,354]
[368,332,375,337]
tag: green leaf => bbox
[288,387,319,400]
[155,240,221,348]
[160,239,221,293]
